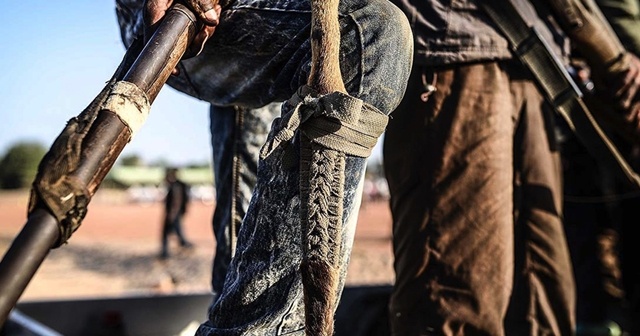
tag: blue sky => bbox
[0,2,211,167]
[0,2,382,168]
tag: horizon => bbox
[0,2,382,168]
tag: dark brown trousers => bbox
[384,61,576,336]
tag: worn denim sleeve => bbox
[115,0,412,334]
[195,1,412,335]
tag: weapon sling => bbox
[480,0,640,190]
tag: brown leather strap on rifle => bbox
[480,0,640,190]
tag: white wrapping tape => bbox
[101,81,150,140]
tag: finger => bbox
[617,74,640,110]
[202,7,220,25]
[631,101,640,123]
[615,59,640,106]
[186,26,214,58]
[145,0,173,26]
[187,1,220,26]
[199,25,216,44]
[612,76,632,109]
[183,5,218,59]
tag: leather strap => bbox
[480,0,640,190]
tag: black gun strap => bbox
[480,0,640,190]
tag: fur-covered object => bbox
[303,0,345,334]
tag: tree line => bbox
[0,141,210,190]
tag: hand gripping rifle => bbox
[480,0,640,191]
[0,4,199,326]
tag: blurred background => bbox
[0,1,385,191]
[0,2,212,170]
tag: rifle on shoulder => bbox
[480,0,640,190]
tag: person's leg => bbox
[559,129,623,332]
[504,66,575,335]
[172,216,192,247]
[195,1,412,335]
[160,220,171,258]
[116,0,411,333]
[385,62,518,335]
[209,103,280,295]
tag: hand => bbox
[609,53,640,106]
[606,53,640,127]
[143,0,221,61]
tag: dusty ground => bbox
[0,190,393,303]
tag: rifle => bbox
[0,4,199,327]
[480,0,640,191]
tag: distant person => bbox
[160,167,193,259]
[115,0,280,295]
[114,0,412,333]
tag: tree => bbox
[0,141,47,189]
[118,154,145,167]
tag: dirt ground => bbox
[0,189,394,303]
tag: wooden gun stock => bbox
[0,4,198,327]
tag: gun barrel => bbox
[0,4,197,327]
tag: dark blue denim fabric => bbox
[170,0,411,115]
[117,0,412,114]
[194,0,412,334]
[116,0,412,334]
[200,128,368,335]
[209,103,280,295]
